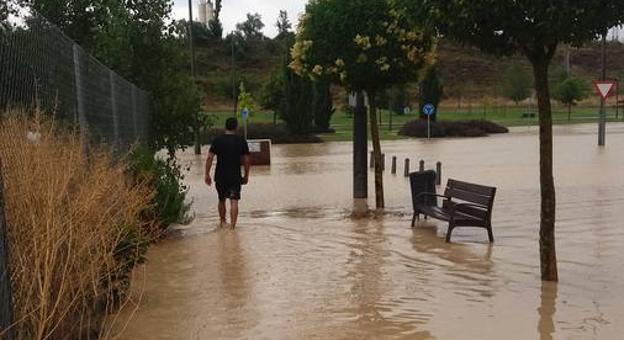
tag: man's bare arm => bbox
[242,154,251,184]
[205,152,215,186]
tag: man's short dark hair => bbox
[225,117,238,130]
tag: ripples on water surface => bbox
[111,124,624,339]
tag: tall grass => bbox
[0,114,152,339]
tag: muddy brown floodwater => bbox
[109,123,624,339]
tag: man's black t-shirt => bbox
[209,134,250,184]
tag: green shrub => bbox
[399,120,508,138]
[202,123,323,144]
[129,145,192,230]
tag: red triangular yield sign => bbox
[593,80,617,100]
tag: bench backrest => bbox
[443,179,496,220]
[409,170,438,209]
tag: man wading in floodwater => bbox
[205,118,251,228]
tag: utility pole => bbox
[232,35,237,117]
[353,91,368,214]
[188,0,201,155]
[598,32,607,146]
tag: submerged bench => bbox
[412,178,497,243]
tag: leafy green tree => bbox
[291,0,434,208]
[419,65,443,121]
[502,63,532,106]
[281,58,314,133]
[225,30,249,61]
[312,80,334,131]
[276,10,292,38]
[29,0,108,49]
[237,82,255,119]
[260,71,284,125]
[215,0,222,19]
[175,19,214,45]
[553,76,588,121]
[95,1,201,155]
[236,13,265,40]
[0,1,9,23]
[424,0,624,281]
[208,18,223,40]
[391,85,410,115]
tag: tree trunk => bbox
[531,56,558,282]
[567,103,571,122]
[368,91,384,209]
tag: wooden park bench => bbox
[412,178,497,243]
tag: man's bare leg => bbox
[218,201,227,227]
[230,199,239,228]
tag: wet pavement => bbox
[110,123,624,339]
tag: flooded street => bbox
[111,123,624,339]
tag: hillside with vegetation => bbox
[193,33,624,112]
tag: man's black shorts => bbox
[216,181,242,201]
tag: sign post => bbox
[423,104,435,139]
[241,107,249,140]
[593,80,616,146]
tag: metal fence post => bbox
[0,170,15,340]
[109,71,120,149]
[72,44,88,155]
[130,85,138,142]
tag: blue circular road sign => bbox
[423,104,435,116]
[241,108,249,120]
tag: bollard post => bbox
[391,156,397,174]
[404,158,410,177]
[381,153,385,171]
[419,159,425,172]
[370,151,374,169]
[436,161,442,185]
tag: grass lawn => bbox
[207,105,624,142]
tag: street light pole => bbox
[232,35,237,117]
[598,32,607,146]
[188,0,201,155]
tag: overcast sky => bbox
[172,0,307,38]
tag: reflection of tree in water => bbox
[343,219,434,338]
[538,281,557,340]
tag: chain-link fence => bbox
[0,4,152,150]
[1,4,153,338]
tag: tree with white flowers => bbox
[291,0,435,209]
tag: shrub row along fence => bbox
[1,4,153,338]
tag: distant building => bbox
[197,0,215,27]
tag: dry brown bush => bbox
[0,114,153,339]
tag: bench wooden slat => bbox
[443,200,489,220]
[444,187,492,206]
[447,179,496,197]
